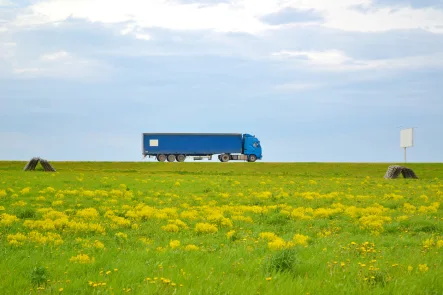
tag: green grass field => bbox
[0,161,442,295]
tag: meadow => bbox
[0,161,442,295]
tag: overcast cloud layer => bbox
[1,0,442,162]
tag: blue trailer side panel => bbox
[143,133,243,155]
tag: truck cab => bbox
[243,134,263,162]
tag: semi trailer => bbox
[142,133,262,162]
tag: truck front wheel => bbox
[248,155,257,162]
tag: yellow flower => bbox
[268,238,289,250]
[93,240,105,249]
[115,232,128,239]
[1,213,19,226]
[76,208,100,220]
[161,224,180,232]
[59,288,64,292]
[69,254,94,264]
[293,234,309,246]
[418,264,429,272]
[7,232,27,246]
[20,187,31,194]
[169,240,181,249]
[184,244,200,251]
[11,200,27,207]
[195,223,218,234]
[259,232,278,241]
[227,230,236,240]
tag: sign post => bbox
[400,128,414,163]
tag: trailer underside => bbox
[144,153,256,162]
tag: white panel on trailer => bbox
[400,128,413,148]
[150,139,159,147]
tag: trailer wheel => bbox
[220,154,230,162]
[167,154,176,162]
[176,154,186,162]
[248,155,257,162]
[157,154,166,162]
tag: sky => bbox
[0,0,442,163]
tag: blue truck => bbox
[142,133,262,162]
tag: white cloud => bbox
[0,42,16,59]
[13,67,41,74]
[135,33,151,41]
[40,50,70,61]
[322,6,443,34]
[3,42,16,47]
[272,50,350,66]
[120,23,152,40]
[14,0,271,34]
[275,82,320,91]
[6,50,111,80]
[0,0,13,7]
[271,50,443,71]
[9,0,443,35]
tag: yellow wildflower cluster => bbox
[206,213,233,228]
[126,205,178,221]
[0,213,19,226]
[195,222,218,234]
[422,237,443,250]
[145,276,178,287]
[76,208,100,220]
[346,241,378,258]
[7,232,28,246]
[226,230,236,240]
[418,202,440,214]
[169,240,180,249]
[23,218,105,234]
[70,254,94,264]
[418,264,429,272]
[259,232,310,250]
[20,187,31,194]
[104,210,131,229]
[76,238,105,249]
[293,234,310,246]
[88,281,107,288]
[27,231,64,246]
[115,232,128,240]
[11,200,26,207]
[161,224,180,233]
[358,215,392,234]
[184,244,200,251]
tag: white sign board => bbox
[400,128,413,148]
